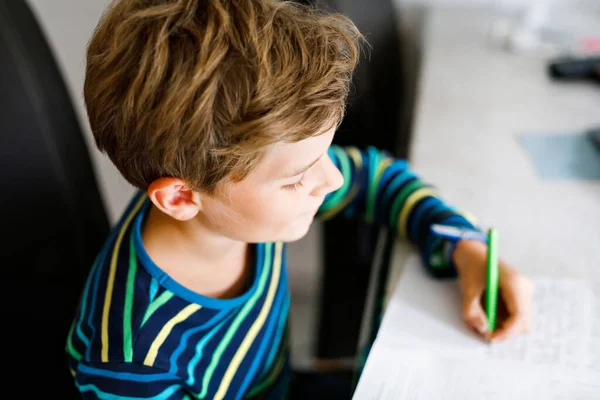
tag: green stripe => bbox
[76,383,181,400]
[66,321,83,361]
[199,243,274,399]
[250,331,289,397]
[247,342,287,397]
[389,180,425,228]
[123,235,138,362]
[142,290,174,328]
[320,146,352,212]
[75,253,101,347]
[366,149,381,222]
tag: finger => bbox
[489,315,523,342]
[462,296,489,335]
[497,275,534,335]
[499,267,534,315]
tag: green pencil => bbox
[486,228,499,332]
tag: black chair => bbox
[0,1,109,396]
[313,0,407,362]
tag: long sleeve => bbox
[73,362,191,399]
[317,145,480,278]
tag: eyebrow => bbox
[283,155,322,178]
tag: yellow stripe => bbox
[375,157,393,182]
[214,243,284,400]
[101,195,147,362]
[345,147,363,169]
[143,304,202,366]
[69,368,76,378]
[318,184,360,221]
[458,210,479,226]
[397,188,437,239]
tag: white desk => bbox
[354,7,600,398]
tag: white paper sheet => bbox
[354,255,600,399]
[354,348,600,400]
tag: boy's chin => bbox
[278,219,314,243]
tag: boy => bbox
[66,0,533,398]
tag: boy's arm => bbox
[317,145,479,278]
[73,361,190,399]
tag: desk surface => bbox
[355,6,600,397]
[407,7,599,279]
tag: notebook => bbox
[353,255,600,399]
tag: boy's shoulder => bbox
[67,192,208,367]
[68,191,286,369]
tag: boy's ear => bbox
[147,178,202,221]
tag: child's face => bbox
[200,126,343,243]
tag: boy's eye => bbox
[282,176,305,191]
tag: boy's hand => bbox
[453,240,534,343]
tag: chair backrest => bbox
[0,1,109,395]
[311,0,406,362]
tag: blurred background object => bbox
[486,0,600,57]
[395,0,600,57]
[0,1,109,396]
[311,0,406,370]
[547,55,600,81]
[589,126,600,151]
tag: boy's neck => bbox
[141,204,251,299]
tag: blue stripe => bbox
[413,202,449,246]
[321,146,353,211]
[421,203,451,222]
[78,364,178,382]
[422,214,475,264]
[168,308,232,375]
[235,275,288,400]
[186,313,234,386]
[81,192,144,359]
[76,383,181,400]
[422,234,442,265]
[328,146,341,169]
[416,204,456,247]
[86,241,112,361]
[365,147,380,222]
[378,172,418,216]
[322,146,342,206]
[378,159,409,191]
[438,214,475,229]
[133,204,265,309]
[75,251,105,348]
[149,278,159,302]
[260,295,290,380]
[407,197,440,243]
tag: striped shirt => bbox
[66,145,478,399]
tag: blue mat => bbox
[519,132,600,181]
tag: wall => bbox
[395,0,596,8]
[27,0,136,224]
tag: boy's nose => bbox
[328,165,344,193]
[312,157,344,197]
